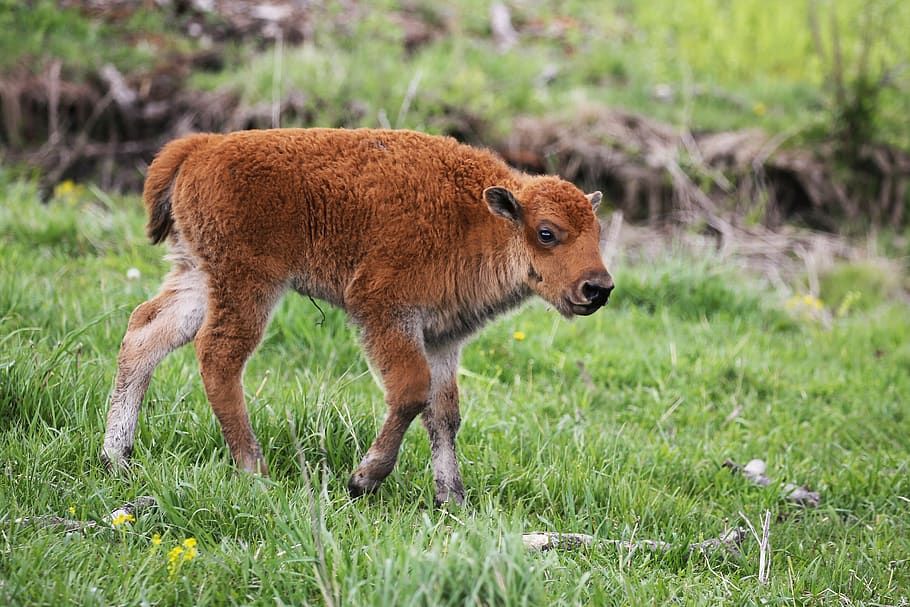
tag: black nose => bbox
[582,280,614,305]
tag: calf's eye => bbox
[537,228,556,245]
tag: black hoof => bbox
[348,477,366,498]
[101,446,132,473]
[348,474,381,498]
[434,493,465,509]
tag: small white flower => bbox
[126,268,141,281]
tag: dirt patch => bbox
[501,105,910,232]
[601,212,902,300]
[0,1,457,194]
[2,58,229,193]
[61,0,319,46]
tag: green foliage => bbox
[819,260,902,314]
[2,178,909,605]
[5,0,909,152]
[191,26,557,137]
[808,0,910,153]
[0,0,192,75]
[610,256,777,322]
[185,1,910,142]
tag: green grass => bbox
[1,176,909,605]
[0,0,196,76]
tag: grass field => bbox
[1,178,909,606]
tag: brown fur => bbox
[103,128,613,505]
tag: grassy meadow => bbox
[3,0,910,604]
[1,177,909,606]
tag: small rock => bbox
[744,459,766,476]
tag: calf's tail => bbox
[143,134,218,244]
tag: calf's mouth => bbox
[565,288,612,316]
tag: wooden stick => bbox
[523,527,748,558]
[11,496,158,532]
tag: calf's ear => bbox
[586,191,603,212]
[484,186,522,222]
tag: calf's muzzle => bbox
[572,271,614,315]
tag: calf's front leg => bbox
[348,325,430,497]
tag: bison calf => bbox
[102,128,613,505]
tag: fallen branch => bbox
[102,495,158,524]
[723,459,820,507]
[504,105,910,231]
[522,526,747,558]
[99,64,138,110]
[9,515,96,533]
[9,496,158,533]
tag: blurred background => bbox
[2,0,909,253]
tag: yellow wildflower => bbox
[785,293,827,323]
[802,294,823,309]
[168,545,184,562]
[68,505,76,516]
[151,533,162,546]
[53,179,85,202]
[111,512,136,527]
[786,293,823,310]
[753,102,767,116]
[513,331,526,341]
[54,180,76,198]
[167,545,184,578]
[182,537,198,560]
[166,538,199,578]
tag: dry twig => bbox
[740,510,772,584]
[522,527,747,558]
[490,3,518,51]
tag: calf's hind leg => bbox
[102,266,207,469]
[194,275,282,475]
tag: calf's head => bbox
[484,178,614,317]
